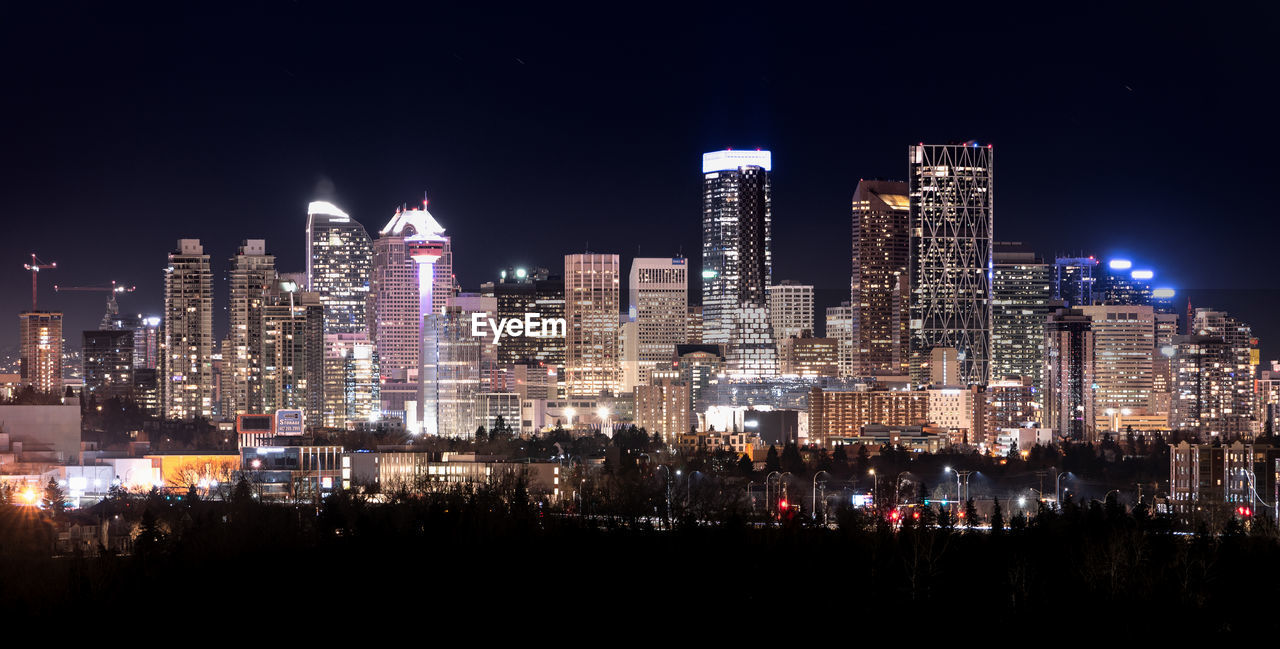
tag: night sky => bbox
[2,3,1278,359]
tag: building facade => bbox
[629,257,688,386]
[850,179,910,378]
[565,253,621,397]
[227,239,276,416]
[306,201,373,335]
[19,311,63,395]
[162,239,213,419]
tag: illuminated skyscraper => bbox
[991,243,1053,394]
[1097,259,1154,306]
[768,281,814,351]
[162,239,213,420]
[228,239,276,416]
[1078,305,1155,431]
[323,333,380,429]
[261,283,324,428]
[18,311,62,395]
[701,149,777,376]
[630,257,689,386]
[1053,256,1098,308]
[825,301,854,378]
[484,267,565,376]
[82,329,133,400]
[850,179,910,378]
[908,143,994,387]
[306,201,373,335]
[1044,307,1094,442]
[565,253,620,396]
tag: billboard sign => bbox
[275,409,304,436]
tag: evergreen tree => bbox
[737,453,754,476]
[765,445,781,473]
[963,498,978,529]
[41,477,65,515]
[781,442,805,473]
[474,426,488,444]
[991,497,1004,535]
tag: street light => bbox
[812,471,831,521]
[1056,471,1071,509]
[868,469,878,509]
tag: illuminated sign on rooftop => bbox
[702,149,772,173]
[1131,270,1154,280]
[308,201,350,221]
[1108,259,1132,270]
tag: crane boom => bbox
[22,253,56,311]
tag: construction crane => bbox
[23,253,57,311]
[54,281,137,323]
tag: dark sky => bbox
[2,2,1279,358]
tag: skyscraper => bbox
[306,201,373,335]
[322,333,380,429]
[1044,307,1095,442]
[768,281,814,349]
[485,268,566,380]
[1097,259,1154,306]
[850,179,910,378]
[1078,305,1155,431]
[227,239,276,416]
[1053,256,1098,308]
[1171,335,1254,439]
[908,143,994,387]
[82,329,134,400]
[629,257,689,386]
[991,243,1053,393]
[18,311,62,395]
[701,149,777,377]
[565,253,620,397]
[825,301,854,378]
[162,239,213,420]
[261,283,324,428]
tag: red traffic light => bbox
[889,509,901,521]
[957,511,966,519]
[779,499,789,510]
[1238,506,1253,517]
[912,511,921,520]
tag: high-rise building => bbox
[82,329,134,400]
[991,243,1054,394]
[162,239,213,420]
[824,301,854,378]
[850,179,910,378]
[686,305,703,345]
[629,257,689,386]
[808,388,930,444]
[227,239,276,416]
[1097,259,1154,306]
[1044,307,1095,442]
[676,344,725,427]
[1151,312,1180,415]
[1185,308,1257,436]
[1053,256,1098,308]
[18,311,62,395]
[431,304,486,437]
[1077,305,1155,431]
[323,333,380,429]
[701,149,777,377]
[565,254,620,397]
[261,283,325,428]
[768,281,814,349]
[484,268,566,378]
[634,373,691,444]
[1171,335,1254,440]
[908,143,994,387]
[306,201,373,335]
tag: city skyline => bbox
[3,4,1278,361]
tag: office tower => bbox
[687,305,703,344]
[991,243,1053,395]
[908,143,994,387]
[564,253,621,397]
[1097,259,1154,306]
[1152,312,1180,415]
[485,267,566,382]
[987,376,1040,430]
[825,301,854,378]
[306,201,373,335]
[779,334,839,378]
[82,329,134,400]
[133,369,160,417]
[130,317,161,370]
[1171,335,1254,439]
[162,239,213,420]
[370,204,456,379]
[768,281,814,347]
[1191,308,1257,432]
[1054,256,1098,308]
[701,149,777,376]
[261,284,324,428]
[1044,308,1095,442]
[1077,305,1155,431]
[929,347,961,386]
[322,333,380,429]
[676,344,725,427]
[629,257,689,386]
[850,179,910,377]
[18,312,63,395]
[634,374,691,443]
[431,305,485,437]
[227,239,276,416]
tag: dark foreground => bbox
[2,490,1277,636]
